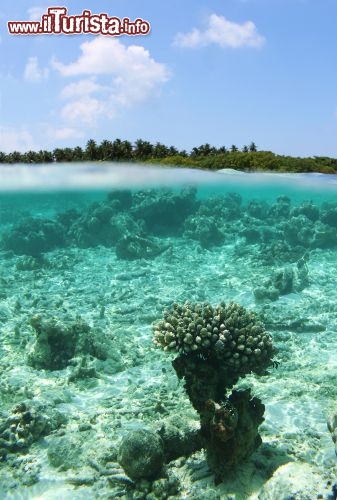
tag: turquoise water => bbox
[0,163,336,499]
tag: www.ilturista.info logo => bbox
[7,7,151,36]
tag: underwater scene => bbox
[0,164,336,500]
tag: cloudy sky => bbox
[1,0,337,156]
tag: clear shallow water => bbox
[0,163,336,499]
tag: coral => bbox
[201,389,265,484]
[15,255,47,271]
[153,301,274,381]
[311,222,337,248]
[291,201,320,222]
[321,205,337,228]
[183,215,225,248]
[109,214,143,242]
[254,258,309,302]
[197,193,242,221]
[27,315,85,370]
[131,187,197,235]
[246,199,269,219]
[115,234,169,260]
[27,314,112,370]
[0,401,66,457]
[158,416,202,462]
[106,189,133,210]
[118,429,164,480]
[283,215,315,247]
[153,301,275,483]
[1,217,65,256]
[67,201,118,248]
[268,195,291,219]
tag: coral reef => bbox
[0,402,66,457]
[3,190,336,269]
[131,187,197,235]
[153,301,275,483]
[1,217,65,256]
[183,215,225,248]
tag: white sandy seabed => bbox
[0,235,336,500]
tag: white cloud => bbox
[60,78,106,99]
[173,14,265,49]
[47,127,84,141]
[52,37,170,117]
[60,97,109,126]
[24,56,49,82]
[0,127,36,153]
[27,7,46,21]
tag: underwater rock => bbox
[48,434,83,470]
[1,217,65,256]
[115,234,169,260]
[131,187,197,235]
[327,413,337,456]
[255,259,309,301]
[27,314,112,371]
[273,262,309,294]
[254,286,280,302]
[183,215,225,248]
[258,462,326,500]
[118,428,164,480]
[15,255,47,271]
[27,315,85,370]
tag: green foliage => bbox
[1,138,337,174]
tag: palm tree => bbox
[73,146,84,161]
[153,142,169,158]
[249,142,257,152]
[7,151,23,163]
[85,139,99,161]
[99,140,113,160]
[133,139,154,160]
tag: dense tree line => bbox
[1,138,337,174]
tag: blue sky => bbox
[1,0,337,156]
